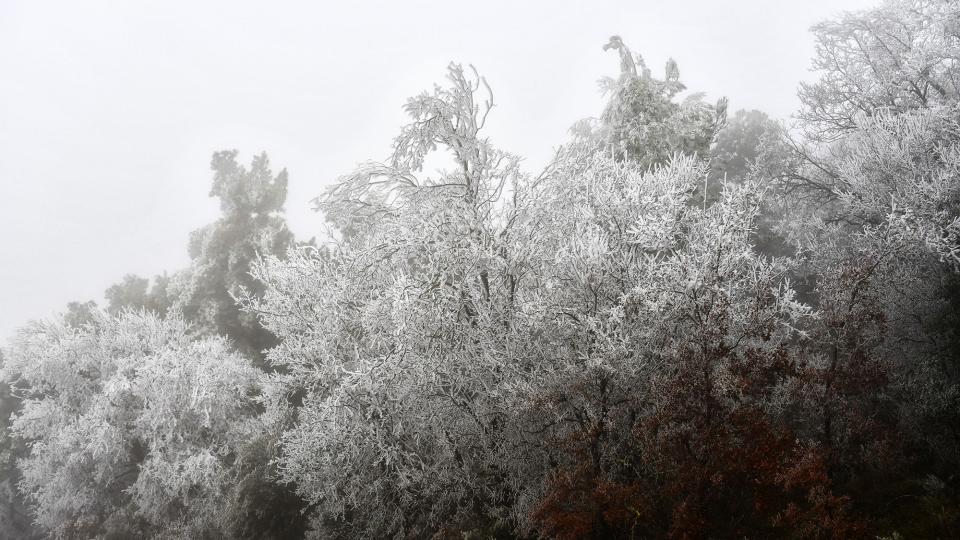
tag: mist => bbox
[2,1,958,538]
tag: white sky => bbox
[0,0,878,340]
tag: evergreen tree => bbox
[175,151,295,364]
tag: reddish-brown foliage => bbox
[531,345,869,539]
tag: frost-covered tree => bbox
[62,300,100,330]
[799,0,960,141]
[249,63,530,537]
[708,109,796,257]
[783,0,960,255]
[0,354,40,540]
[782,0,960,403]
[248,54,845,537]
[710,109,780,183]
[571,36,727,168]
[37,151,307,537]
[105,274,173,317]
[175,151,296,363]
[1,312,265,538]
[520,148,859,537]
[762,2,960,534]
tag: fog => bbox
[5,2,960,537]
[1,0,875,339]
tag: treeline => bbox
[2,0,960,538]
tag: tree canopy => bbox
[2,1,960,537]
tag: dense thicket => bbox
[2,0,959,538]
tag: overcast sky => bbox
[0,0,878,340]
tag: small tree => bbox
[105,274,172,317]
[571,36,726,168]
[1,312,265,538]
